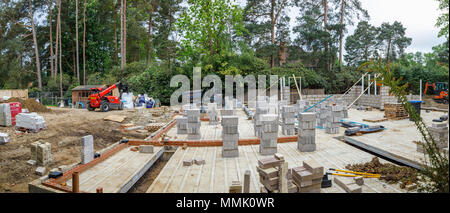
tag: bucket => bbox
[408,100,422,121]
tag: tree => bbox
[82,0,86,84]
[177,0,245,61]
[243,0,292,67]
[333,0,368,68]
[377,21,412,63]
[48,0,55,79]
[29,0,42,89]
[75,0,79,84]
[344,21,377,66]
[436,0,449,39]
[57,0,62,97]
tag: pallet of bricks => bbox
[257,154,324,193]
[384,103,407,120]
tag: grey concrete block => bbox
[223,125,239,134]
[81,135,94,164]
[35,167,46,176]
[222,149,239,157]
[221,116,239,126]
[259,146,277,155]
[299,113,316,121]
[139,145,154,154]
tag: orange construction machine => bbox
[424,82,448,104]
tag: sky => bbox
[236,0,447,54]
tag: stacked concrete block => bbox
[254,106,269,137]
[282,86,290,103]
[0,132,10,145]
[207,103,219,125]
[291,160,323,193]
[222,116,239,157]
[325,105,343,134]
[30,141,52,166]
[334,176,362,193]
[257,155,295,192]
[185,109,201,140]
[176,117,188,134]
[259,114,278,155]
[0,103,12,126]
[81,135,94,164]
[296,100,309,114]
[15,113,46,132]
[298,113,316,152]
[418,123,449,153]
[35,167,46,176]
[281,106,296,135]
[317,103,328,127]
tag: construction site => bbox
[1,0,449,198]
[1,74,448,194]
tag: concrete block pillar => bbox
[81,135,94,164]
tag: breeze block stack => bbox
[222,116,239,157]
[281,106,296,135]
[185,108,201,140]
[207,103,219,125]
[259,114,279,155]
[0,103,12,127]
[15,113,46,132]
[418,123,449,153]
[298,112,316,152]
[325,105,343,134]
[290,159,324,193]
[254,105,269,137]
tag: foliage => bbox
[436,0,449,39]
[360,60,449,193]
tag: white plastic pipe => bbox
[420,79,422,101]
[368,74,371,95]
[362,74,365,95]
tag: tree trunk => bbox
[323,0,329,72]
[270,0,275,68]
[29,0,42,89]
[386,38,391,63]
[146,1,154,64]
[54,0,59,81]
[57,0,62,98]
[83,0,86,85]
[48,0,54,79]
[120,0,123,69]
[76,0,80,84]
[124,0,127,67]
[114,21,118,65]
[339,0,345,69]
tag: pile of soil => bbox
[4,98,51,113]
[345,157,419,189]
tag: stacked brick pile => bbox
[417,123,449,153]
[325,105,343,134]
[222,116,239,157]
[290,159,324,193]
[30,141,52,166]
[257,154,297,193]
[185,109,201,140]
[298,112,316,152]
[384,103,407,120]
[207,103,219,125]
[260,114,279,155]
[281,106,296,135]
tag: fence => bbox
[28,91,72,108]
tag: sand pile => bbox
[4,98,51,113]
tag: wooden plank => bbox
[104,115,127,123]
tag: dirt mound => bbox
[5,98,51,113]
[345,157,419,189]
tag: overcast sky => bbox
[236,0,446,54]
